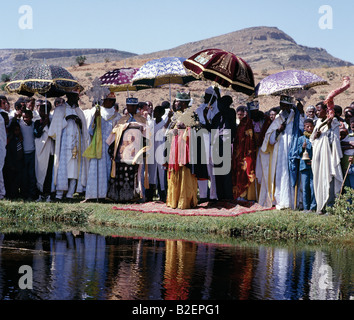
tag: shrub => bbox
[326,187,354,228]
[1,73,11,82]
[76,55,87,66]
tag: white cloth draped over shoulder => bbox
[257,109,302,209]
[35,117,54,192]
[48,102,89,192]
[310,117,343,213]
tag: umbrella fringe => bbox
[5,79,83,95]
[185,59,254,91]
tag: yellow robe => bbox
[166,127,198,210]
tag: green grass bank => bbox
[0,197,353,245]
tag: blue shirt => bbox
[297,135,313,171]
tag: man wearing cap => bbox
[166,91,199,209]
[83,92,121,201]
[258,95,304,209]
[195,87,220,202]
[48,90,89,201]
[106,97,147,202]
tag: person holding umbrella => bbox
[48,89,89,201]
[34,100,54,202]
[166,91,199,209]
[195,86,220,203]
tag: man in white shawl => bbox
[34,101,55,202]
[310,101,343,214]
[195,86,220,202]
[82,92,121,201]
[48,90,89,201]
[258,95,304,209]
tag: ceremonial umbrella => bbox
[254,69,329,97]
[99,67,149,93]
[183,48,255,96]
[131,57,199,102]
[5,64,84,98]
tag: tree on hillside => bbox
[1,73,12,82]
[76,55,87,66]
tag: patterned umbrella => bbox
[255,69,329,97]
[99,67,148,92]
[183,48,255,96]
[131,57,198,88]
[5,64,83,97]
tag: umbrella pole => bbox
[45,94,47,115]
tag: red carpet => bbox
[112,199,272,217]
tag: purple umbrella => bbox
[99,67,148,92]
[255,69,329,97]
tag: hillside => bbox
[1,26,353,113]
[3,57,353,114]
[137,26,353,70]
[0,48,137,75]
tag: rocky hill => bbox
[136,26,353,70]
[1,26,354,112]
[0,48,137,75]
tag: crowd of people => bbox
[0,87,353,215]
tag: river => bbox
[0,231,352,300]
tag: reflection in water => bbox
[0,232,352,300]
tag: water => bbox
[0,231,352,300]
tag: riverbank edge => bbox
[0,200,353,245]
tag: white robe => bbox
[258,109,302,209]
[310,118,343,213]
[35,119,55,192]
[48,103,89,193]
[147,118,167,190]
[84,106,121,199]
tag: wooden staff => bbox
[339,157,353,200]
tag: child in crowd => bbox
[10,100,25,124]
[34,101,54,202]
[4,121,24,199]
[297,118,317,212]
[20,109,37,200]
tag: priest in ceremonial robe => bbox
[166,91,199,209]
[106,97,147,202]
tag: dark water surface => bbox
[0,231,352,300]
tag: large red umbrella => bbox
[183,48,255,96]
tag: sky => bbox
[2,0,354,64]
